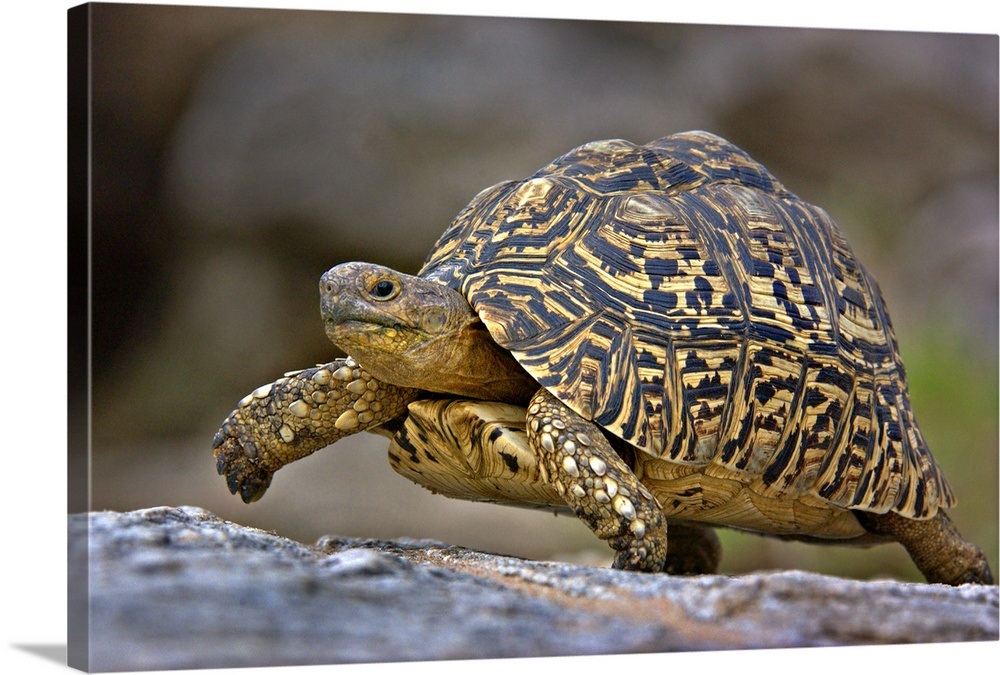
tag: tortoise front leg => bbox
[527,389,668,572]
[390,397,719,574]
[213,357,419,503]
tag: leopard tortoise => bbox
[213,130,993,585]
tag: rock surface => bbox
[70,506,998,671]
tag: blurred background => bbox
[86,3,998,582]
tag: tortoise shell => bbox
[419,131,953,521]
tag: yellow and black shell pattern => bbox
[419,131,953,521]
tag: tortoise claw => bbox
[215,451,228,476]
[212,423,231,450]
[241,474,272,503]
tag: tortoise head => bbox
[320,262,535,402]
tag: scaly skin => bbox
[389,396,723,574]
[213,357,419,502]
[526,388,668,572]
[854,510,994,585]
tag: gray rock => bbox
[70,507,998,671]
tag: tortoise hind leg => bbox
[663,521,722,575]
[854,510,993,585]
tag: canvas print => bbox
[68,2,999,671]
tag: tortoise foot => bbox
[856,509,994,585]
[212,415,274,503]
[610,531,667,573]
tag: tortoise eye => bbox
[371,279,399,300]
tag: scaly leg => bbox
[391,397,721,575]
[213,357,419,503]
[526,389,668,572]
[855,509,994,585]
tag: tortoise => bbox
[213,130,993,585]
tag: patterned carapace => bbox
[420,131,951,522]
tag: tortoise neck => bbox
[392,318,538,405]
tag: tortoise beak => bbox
[321,293,365,330]
[320,268,368,332]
